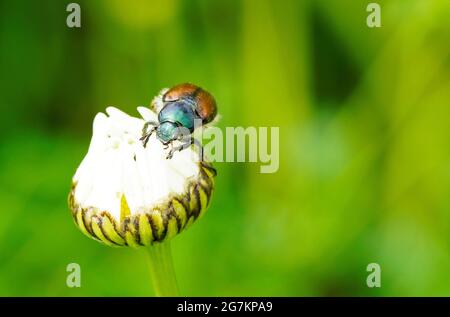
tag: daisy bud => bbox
[68,106,216,247]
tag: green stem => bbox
[146,241,180,296]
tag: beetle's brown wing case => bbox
[163,83,198,102]
[163,83,218,124]
[195,89,217,124]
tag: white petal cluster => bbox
[72,106,199,223]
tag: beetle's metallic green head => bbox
[156,121,178,144]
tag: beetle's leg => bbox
[140,127,157,148]
[191,137,204,162]
[140,128,156,148]
[166,137,204,161]
[141,121,158,136]
[140,121,158,148]
[142,128,157,148]
[165,142,175,159]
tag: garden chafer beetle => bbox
[140,83,218,160]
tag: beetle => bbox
[140,83,218,159]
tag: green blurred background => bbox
[1,0,450,296]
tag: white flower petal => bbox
[137,106,158,122]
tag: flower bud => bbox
[68,107,216,247]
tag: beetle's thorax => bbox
[158,100,198,132]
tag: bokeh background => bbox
[1,0,450,296]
